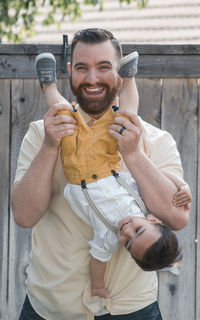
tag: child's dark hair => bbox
[133,224,182,271]
[70,28,122,64]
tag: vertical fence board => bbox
[196,82,200,320]
[0,80,10,320]
[9,79,47,319]
[137,78,162,128]
[159,78,198,320]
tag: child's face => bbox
[118,216,161,260]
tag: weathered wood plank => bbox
[137,78,162,128]
[158,78,198,320]
[0,80,10,320]
[1,44,200,55]
[196,84,200,320]
[8,79,47,319]
[122,44,200,55]
[1,54,200,79]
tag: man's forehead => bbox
[72,40,118,65]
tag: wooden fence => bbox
[0,43,200,320]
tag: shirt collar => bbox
[76,104,95,124]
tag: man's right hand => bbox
[43,102,78,150]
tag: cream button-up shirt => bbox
[14,111,183,320]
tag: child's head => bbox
[118,216,182,271]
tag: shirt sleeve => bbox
[141,120,183,179]
[88,226,119,262]
[14,120,44,183]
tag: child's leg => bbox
[118,51,139,114]
[35,53,70,109]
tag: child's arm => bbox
[164,172,192,209]
[90,256,109,298]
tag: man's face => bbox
[68,40,122,118]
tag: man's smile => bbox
[83,86,105,97]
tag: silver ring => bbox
[119,126,126,135]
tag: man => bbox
[11,28,189,320]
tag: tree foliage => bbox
[0,0,148,43]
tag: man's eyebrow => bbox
[74,62,88,68]
[98,60,112,66]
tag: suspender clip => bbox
[111,170,119,178]
[81,180,87,189]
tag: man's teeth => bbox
[86,88,103,92]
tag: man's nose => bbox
[85,69,99,83]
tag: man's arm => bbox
[108,111,190,231]
[11,103,77,228]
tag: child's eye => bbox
[135,226,142,233]
[125,240,130,251]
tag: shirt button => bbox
[92,174,97,179]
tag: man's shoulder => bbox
[140,118,177,149]
[27,119,45,138]
[140,118,171,139]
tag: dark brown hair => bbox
[70,28,122,64]
[133,224,182,271]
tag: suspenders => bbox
[81,170,148,234]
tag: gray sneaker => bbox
[118,51,139,78]
[35,52,57,85]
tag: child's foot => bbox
[118,51,139,78]
[35,52,57,86]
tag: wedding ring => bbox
[119,126,126,135]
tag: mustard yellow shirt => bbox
[58,107,122,184]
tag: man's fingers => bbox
[118,111,142,130]
[45,102,72,118]
[54,122,78,133]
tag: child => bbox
[35,52,191,313]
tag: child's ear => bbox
[67,62,72,75]
[147,214,162,225]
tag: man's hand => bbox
[108,111,142,160]
[44,102,78,150]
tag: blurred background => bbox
[1,0,200,45]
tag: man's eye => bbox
[76,66,87,70]
[135,226,142,233]
[100,65,110,70]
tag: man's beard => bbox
[70,76,121,115]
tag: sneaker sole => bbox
[35,52,56,65]
[120,51,138,67]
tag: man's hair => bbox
[70,28,122,64]
[133,224,182,271]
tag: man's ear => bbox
[67,62,72,75]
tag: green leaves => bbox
[0,0,148,43]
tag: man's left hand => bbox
[108,111,142,159]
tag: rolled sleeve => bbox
[141,119,183,179]
[14,120,44,183]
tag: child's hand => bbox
[91,287,110,299]
[172,184,192,209]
